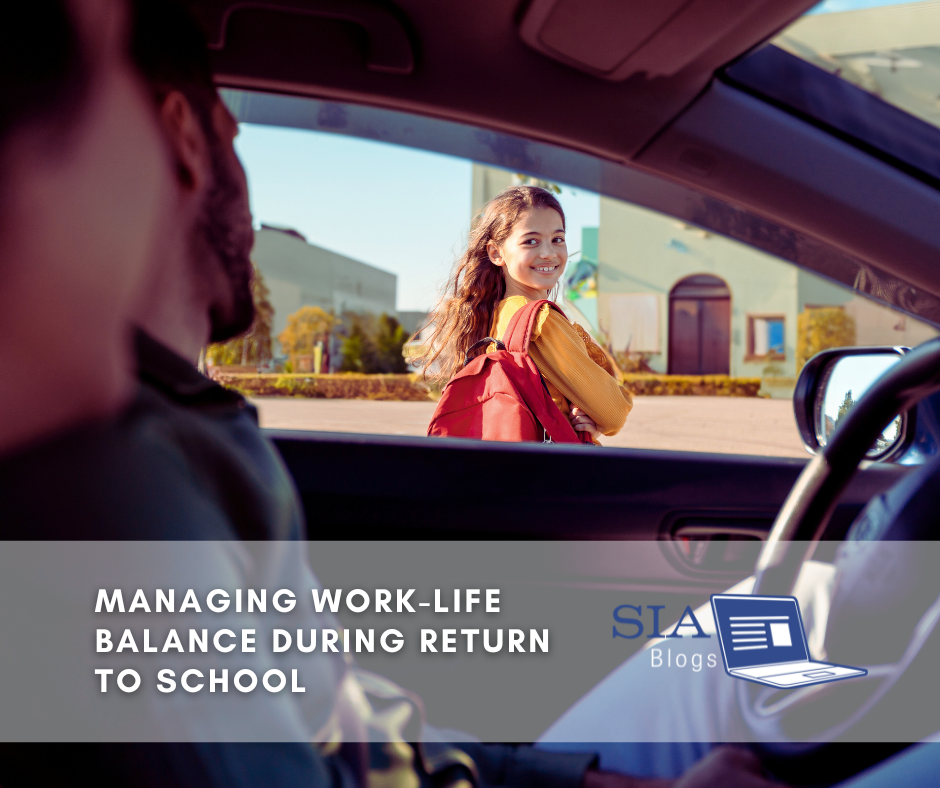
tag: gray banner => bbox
[0,540,936,743]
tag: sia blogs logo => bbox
[612,596,869,685]
[612,603,719,673]
[711,594,867,688]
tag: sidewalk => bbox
[252,396,807,458]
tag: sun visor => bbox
[519,0,815,81]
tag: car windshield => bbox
[774,0,940,129]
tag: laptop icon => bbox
[711,594,867,688]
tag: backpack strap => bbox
[464,337,505,366]
[502,299,567,353]
[500,298,594,446]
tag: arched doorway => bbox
[668,275,731,375]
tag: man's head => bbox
[0,0,173,452]
[0,0,171,295]
[131,0,255,351]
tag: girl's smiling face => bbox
[487,207,567,299]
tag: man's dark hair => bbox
[0,2,90,149]
[130,0,219,136]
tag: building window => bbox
[747,315,785,360]
[607,293,660,353]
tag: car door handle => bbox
[673,524,769,541]
[668,519,770,574]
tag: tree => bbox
[277,305,337,369]
[836,389,856,427]
[338,312,379,373]
[374,313,408,373]
[337,312,407,373]
[513,173,562,194]
[205,265,274,367]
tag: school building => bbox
[252,225,398,351]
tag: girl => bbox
[417,185,631,442]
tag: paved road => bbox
[253,396,808,458]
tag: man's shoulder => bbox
[133,333,305,542]
[0,401,237,540]
[135,329,254,418]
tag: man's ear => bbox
[487,240,504,266]
[158,91,211,196]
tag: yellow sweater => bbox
[488,296,632,436]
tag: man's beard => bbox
[198,145,255,344]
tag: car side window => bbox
[212,93,936,458]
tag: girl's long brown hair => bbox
[414,185,566,384]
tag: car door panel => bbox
[272,431,908,540]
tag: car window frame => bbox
[722,44,940,192]
[222,86,940,329]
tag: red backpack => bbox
[427,299,591,444]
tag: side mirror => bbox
[794,347,914,462]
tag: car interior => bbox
[188,0,940,781]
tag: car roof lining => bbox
[198,0,814,161]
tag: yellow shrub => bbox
[212,373,433,402]
[216,372,761,400]
[621,374,762,397]
[797,307,856,371]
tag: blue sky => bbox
[809,0,919,14]
[234,0,909,312]
[236,125,600,312]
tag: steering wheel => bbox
[738,336,940,744]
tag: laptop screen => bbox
[712,595,809,669]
